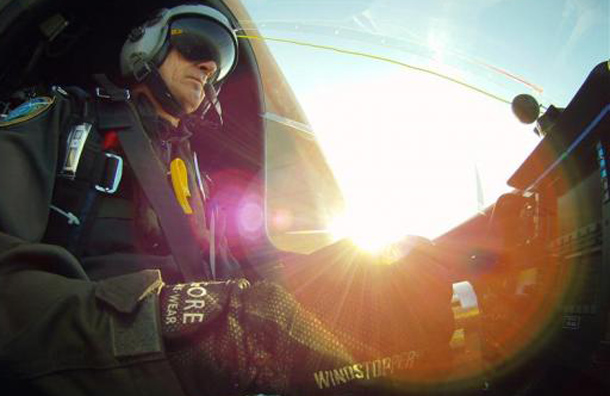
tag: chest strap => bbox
[94,80,211,282]
[45,87,123,254]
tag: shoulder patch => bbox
[0,96,55,127]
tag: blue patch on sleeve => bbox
[1,97,54,123]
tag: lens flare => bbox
[238,196,264,238]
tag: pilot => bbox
[0,4,454,396]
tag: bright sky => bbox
[241,0,609,251]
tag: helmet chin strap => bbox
[199,82,223,125]
[144,66,186,119]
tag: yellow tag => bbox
[170,158,193,214]
[171,28,183,36]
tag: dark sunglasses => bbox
[169,17,237,82]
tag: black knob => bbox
[511,94,540,124]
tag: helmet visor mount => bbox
[169,17,237,83]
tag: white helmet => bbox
[120,4,238,84]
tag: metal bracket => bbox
[95,152,124,194]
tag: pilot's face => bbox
[158,48,218,114]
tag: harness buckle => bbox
[60,122,92,180]
[95,152,123,194]
[95,87,131,102]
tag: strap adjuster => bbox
[95,152,123,194]
[95,87,131,102]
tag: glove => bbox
[159,238,454,396]
[160,279,360,396]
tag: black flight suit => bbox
[0,87,232,395]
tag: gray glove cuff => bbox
[159,279,250,341]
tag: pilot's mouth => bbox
[186,76,204,86]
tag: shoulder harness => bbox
[45,76,212,282]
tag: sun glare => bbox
[303,67,539,252]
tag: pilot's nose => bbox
[197,60,218,81]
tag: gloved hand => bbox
[159,238,454,396]
[159,279,359,396]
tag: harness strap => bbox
[96,97,210,282]
[45,87,111,255]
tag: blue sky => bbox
[243,0,608,106]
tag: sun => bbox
[303,67,539,252]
